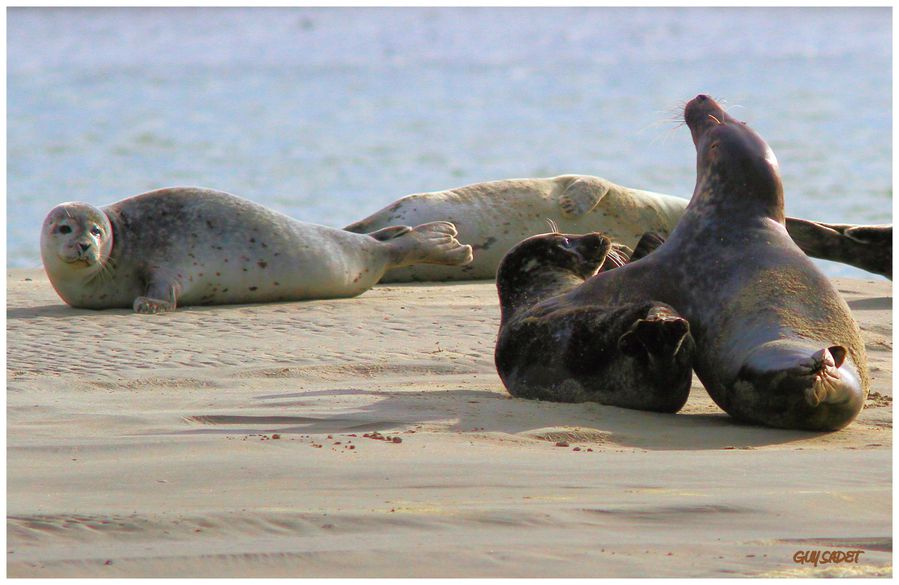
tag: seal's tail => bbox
[736,342,865,431]
[379,221,473,268]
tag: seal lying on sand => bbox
[547,95,867,431]
[41,187,473,313]
[494,231,694,412]
[346,177,891,281]
[346,175,687,282]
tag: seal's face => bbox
[41,203,113,272]
[501,232,612,282]
[684,94,783,209]
[496,231,614,320]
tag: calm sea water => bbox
[8,7,892,277]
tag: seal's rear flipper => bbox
[387,221,474,268]
[784,218,892,279]
[618,305,691,359]
[735,342,864,431]
[801,346,849,407]
[630,232,666,261]
[558,177,610,218]
[367,225,412,241]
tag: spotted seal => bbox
[345,177,890,280]
[345,175,687,281]
[494,231,694,412]
[549,95,868,431]
[41,187,473,313]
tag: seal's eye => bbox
[58,225,72,234]
[90,226,102,237]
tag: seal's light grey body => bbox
[346,175,687,281]
[41,188,472,312]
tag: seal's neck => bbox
[689,162,786,223]
[498,269,586,323]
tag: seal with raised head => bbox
[494,231,694,413]
[345,176,891,280]
[547,94,868,431]
[41,187,473,313]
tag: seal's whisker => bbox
[642,118,675,130]
[647,104,688,144]
[708,114,722,125]
[669,100,689,122]
[545,218,559,234]
[649,121,687,145]
[92,256,117,285]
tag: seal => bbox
[345,176,891,281]
[41,187,473,313]
[549,94,868,431]
[494,231,694,412]
[345,175,687,281]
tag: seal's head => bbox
[497,231,612,317]
[500,231,611,281]
[684,94,783,218]
[41,202,114,278]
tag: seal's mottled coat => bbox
[41,188,472,313]
[494,232,694,412]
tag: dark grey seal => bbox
[546,94,868,431]
[494,231,694,413]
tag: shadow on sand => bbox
[163,386,829,452]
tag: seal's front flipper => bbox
[558,177,610,218]
[367,225,413,241]
[630,232,666,261]
[134,277,180,314]
[134,297,175,314]
[386,221,473,268]
[618,305,691,360]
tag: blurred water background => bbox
[8,7,892,277]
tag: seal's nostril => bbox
[78,242,90,253]
[697,94,709,101]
